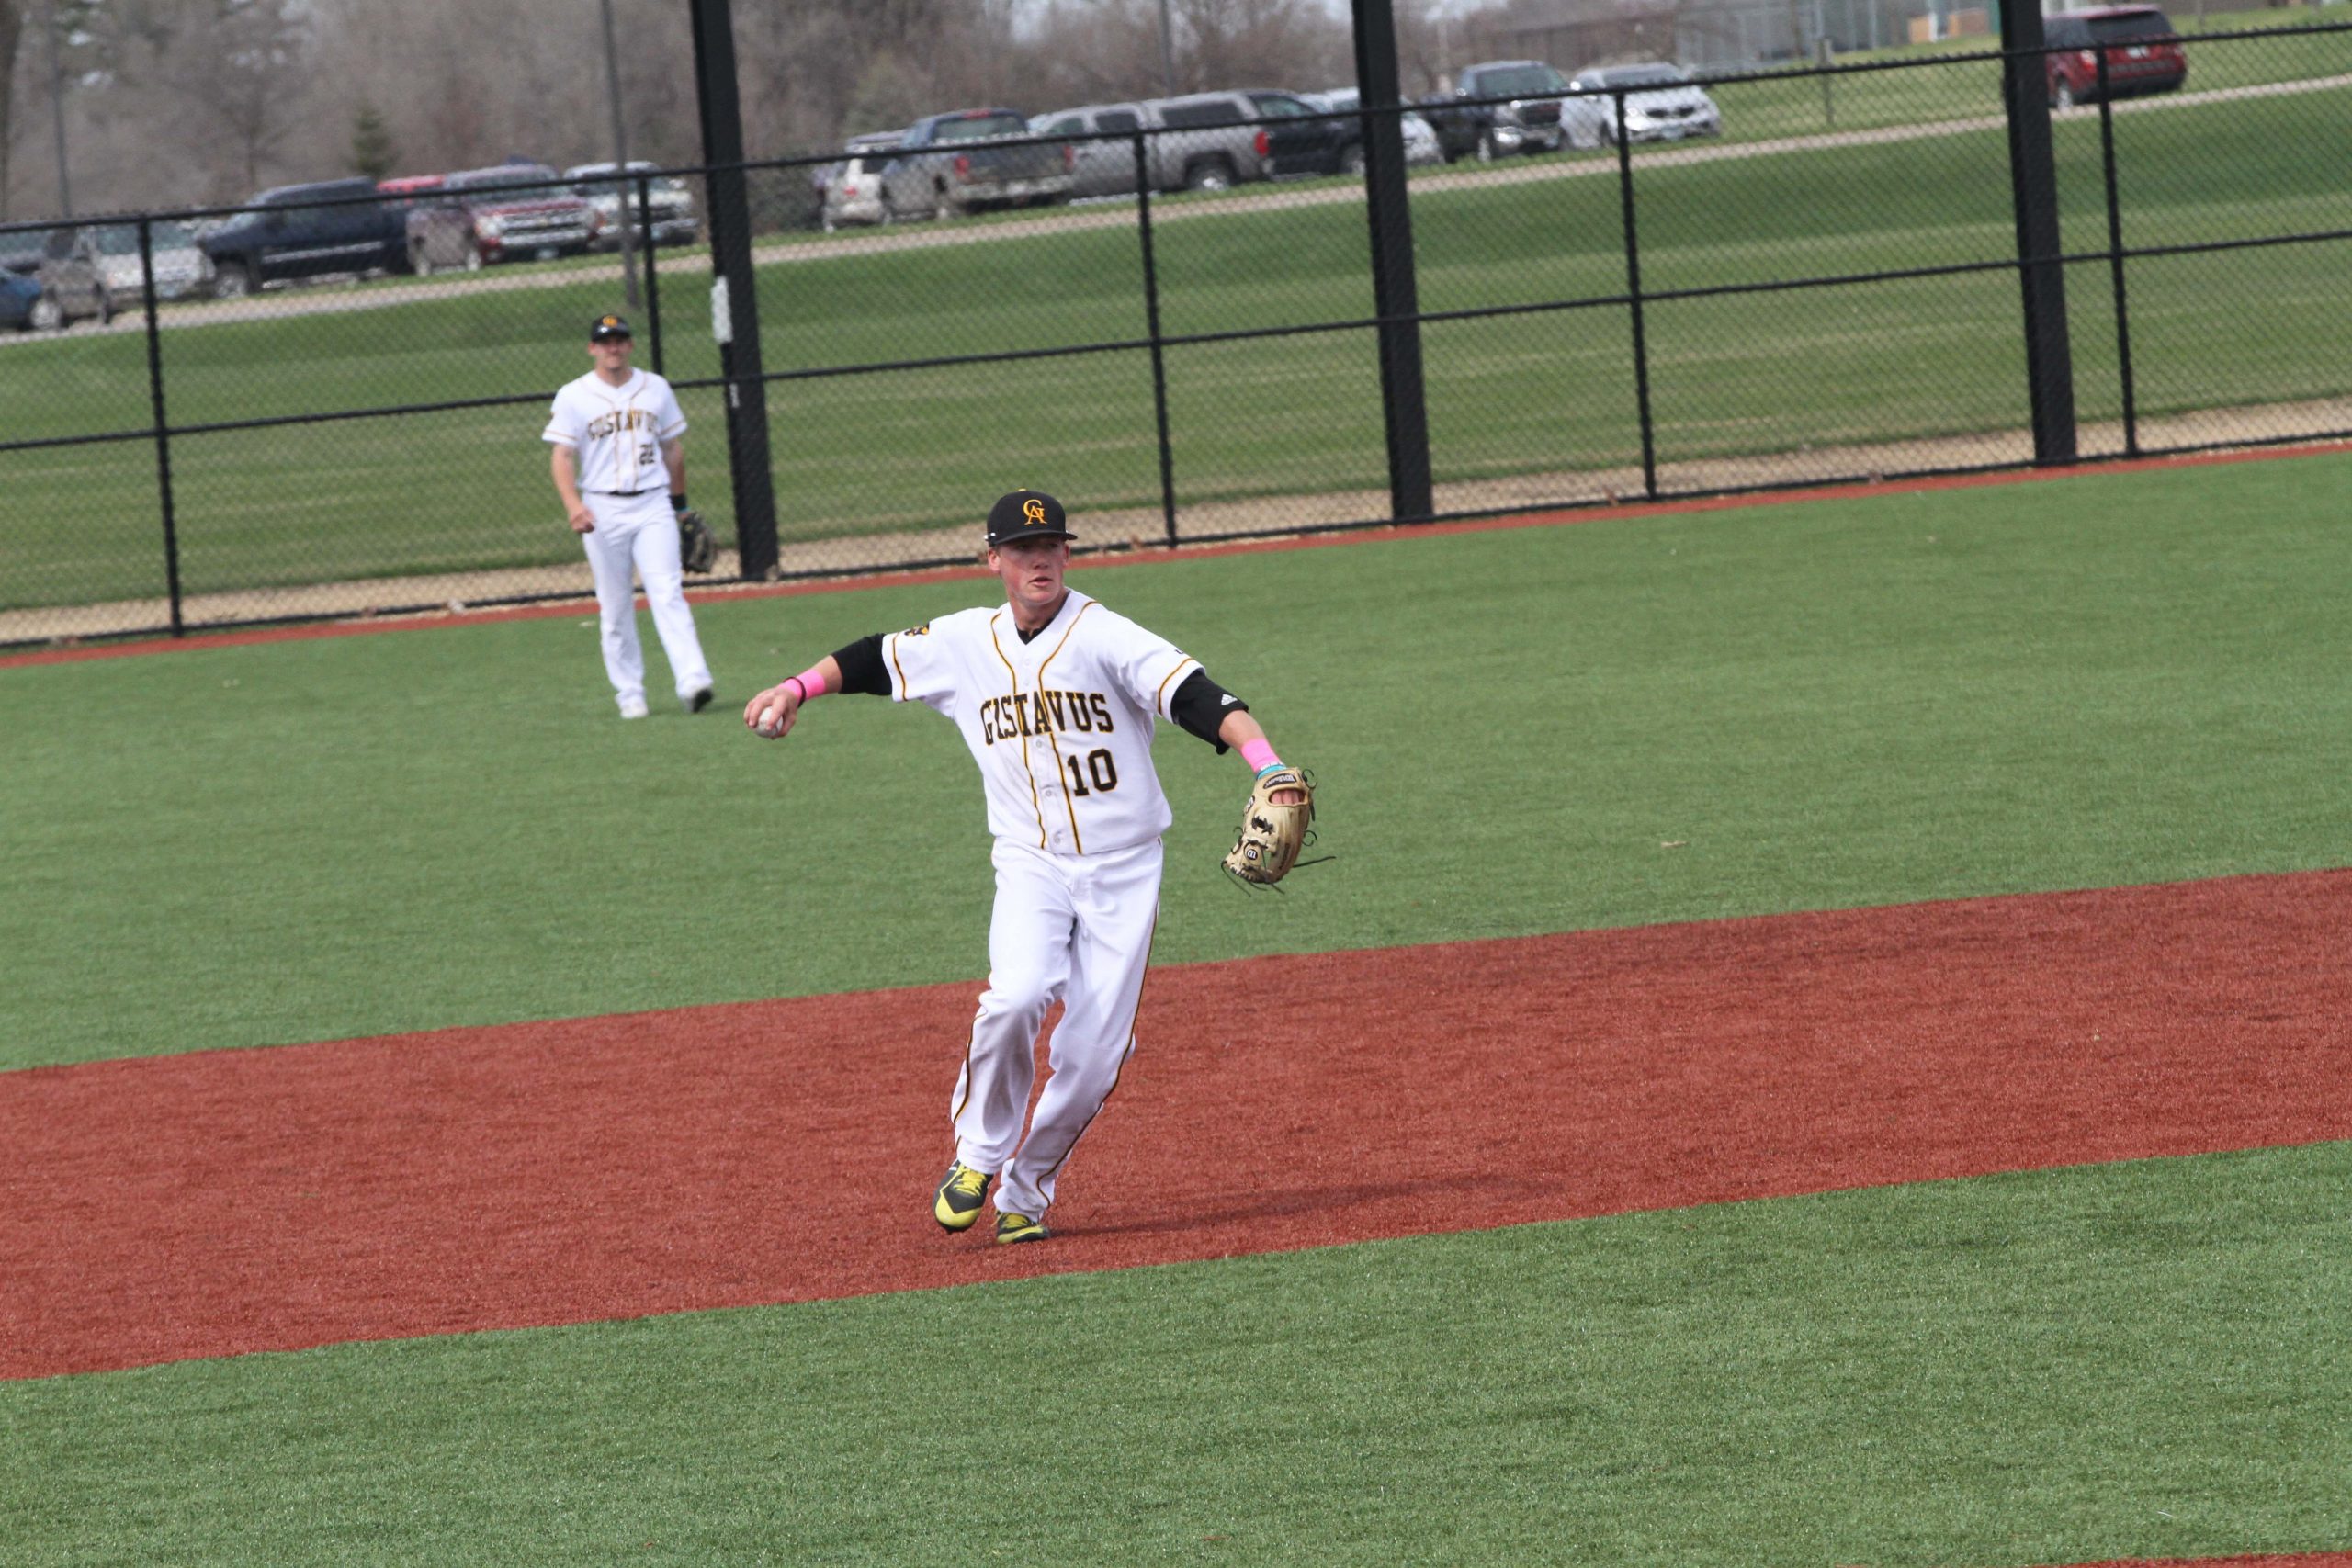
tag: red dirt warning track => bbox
[4,870,2347,1381]
[2061,1559,2352,1568]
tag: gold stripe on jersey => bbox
[888,631,909,697]
[988,615,1050,850]
[1035,603,1098,855]
[1153,654,1195,716]
[950,998,985,1126]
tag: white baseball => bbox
[757,704,782,737]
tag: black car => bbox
[1421,61,1573,163]
[200,178,410,298]
[1244,89,1369,177]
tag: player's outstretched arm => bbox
[746,632,904,739]
[1217,710,1307,805]
[744,656,842,739]
[1169,671,1306,806]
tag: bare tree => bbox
[135,0,302,194]
[0,0,21,217]
[0,0,1370,220]
[1170,0,1348,95]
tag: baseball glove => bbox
[677,509,717,574]
[1223,766,1316,887]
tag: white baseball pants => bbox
[579,491,712,710]
[955,836,1163,1221]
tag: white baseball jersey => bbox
[542,368,686,494]
[885,590,1200,857]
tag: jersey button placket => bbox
[1035,738,1058,848]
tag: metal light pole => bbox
[1157,0,1178,96]
[599,0,640,308]
[48,0,74,216]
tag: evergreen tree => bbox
[349,102,395,180]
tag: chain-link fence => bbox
[4,18,2348,646]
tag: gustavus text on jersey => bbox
[583,407,662,440]
[981,689,1115,746]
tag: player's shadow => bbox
[1073,1169,1544,1238]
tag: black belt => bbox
[589,489,650,497]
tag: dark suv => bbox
[2045,6,2187,109]
[199,178,409,298]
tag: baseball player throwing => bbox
[546,312,715,719]
[742,490,1311,1244]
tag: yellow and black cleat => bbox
[995,1211,1050,1246]
[934,1162,993,1232]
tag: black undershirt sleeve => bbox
[830,633,892,696]
[1169,668,1248,751]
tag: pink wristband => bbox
[788,665,830,702]
[1239,738,1281,774]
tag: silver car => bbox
[1559,63,1723,149]
[1030,105,1151,199]
[563,161,700,249]
[90,220,216,306]
[819,132,903,231]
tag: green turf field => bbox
[6,1145,2346,1565]
[6,453,2349,1071]
[6,459,2348,1563]
[4,29,2348,614]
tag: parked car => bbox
[1558,63,1723,149]
[817,132,903,231]
[407,164,598,272]
[88,220,216,306]
[1029,104,1154,198]
[379,175,470,276]
[30,226,115,328]
[879,108,1075,220]
[1307,89,1445,167]
[0,265,46,331]
[0,229,48,276]
[1241,89,1373,176]
[1028,95,1272,197]
[1139,92,1277,191]
[1420,60,1573,162]
[564,161,700,249]
[199,177,410,298]
[377,173,446,212]
[2044,6,2187,109]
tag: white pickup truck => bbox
[564,162,701,251]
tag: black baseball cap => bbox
[589,313,633,342]
[985,489,1075,546]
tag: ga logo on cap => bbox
[1023,497,1047,526]
[601,315,622,328]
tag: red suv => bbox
[2044,6,2188,111]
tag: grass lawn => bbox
[3,33,2349,613]
[6,1144,2346,1564]
[5,450,2349,1071]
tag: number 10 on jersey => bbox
[1063,749,1119,796]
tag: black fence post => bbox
[1132,132,1180,547]
[689,0,779,578]
[2095,50,2139,457]
[1998,0,2078,465]
[637,173,666,377]
[138,217,185,637]
[1351,0,1433,522]
[1612,91,1660,501]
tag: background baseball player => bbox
[741,489,1312,1245]
[546,313,715,719]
